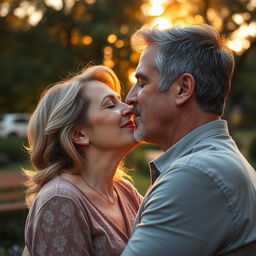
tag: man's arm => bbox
[122,166,234,256]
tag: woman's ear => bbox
[71,127,89,145]
[175,73,195,106]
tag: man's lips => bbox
[121,120,136,128]
[133,107,140,117]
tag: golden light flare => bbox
[29,11,43,26]
[232,22,256,39]
[151,17,172,30]
[207,8,223,31]
[227,39,245,54]
[226,21,256,53]
[0,2,10,17]
[128,69,137,84]
[237,24,251,38]
[141,0,166,16]
[141,0,256,55]
[194,15,204,24]
[248,22,256,36]
[45,0,63,10]
[232,14,244,25]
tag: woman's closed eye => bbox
[106,104,116,109]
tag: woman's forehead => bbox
[82,80,120,101]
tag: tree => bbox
[0,0,143,112]
[141,0,256,127]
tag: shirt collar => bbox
[149,120,229,183]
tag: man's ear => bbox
[71,127,89,146]
[175,73,195,106]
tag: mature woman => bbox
[22,65,143,256]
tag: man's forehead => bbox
[136,45,158,75]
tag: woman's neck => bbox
[80,147,125,194]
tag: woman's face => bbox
[81,80,137,151]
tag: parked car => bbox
[0,113,31,138]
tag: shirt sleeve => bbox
[26,196,92,256]
[122,166,234,256]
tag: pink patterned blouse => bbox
[24,175,143,256]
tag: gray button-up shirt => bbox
[122,120,256,256]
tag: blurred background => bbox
[0,0,256,255]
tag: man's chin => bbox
[133,129,146,143]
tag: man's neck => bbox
[160,112,220,151]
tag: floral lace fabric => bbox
[25,176,143,256]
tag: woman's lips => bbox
[121,120,136,128]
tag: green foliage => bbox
[129,170,150,196]
[0,138,28,166]
[249,135,256,165]
[0,0,143,113]
[0,210,28,256]
[126,143,161,177]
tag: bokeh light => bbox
[151,17,173,30]
[128,69,137,84]
[140,0,256,55]
[107,34,117,44]
[82,36,93,45]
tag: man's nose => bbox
[125,85,138,106]
[121,104,133,117]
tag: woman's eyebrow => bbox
[100,94,121,104]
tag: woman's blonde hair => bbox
[24,65,130,207]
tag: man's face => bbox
[126,45,177,144]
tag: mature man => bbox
[122,24,256,255]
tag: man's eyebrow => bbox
[135,72,148,80]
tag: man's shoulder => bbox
[155,144,256,201]
[169,140,252,177]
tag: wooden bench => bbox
[0,171,27,212]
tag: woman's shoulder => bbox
[31,175,83,211]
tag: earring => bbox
[83,139,89,144]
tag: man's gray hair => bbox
[131,24,235,115]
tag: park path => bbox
[0,171,26,188]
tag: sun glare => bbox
[151,17,172,30]
[29,10,43,26]
[141,0,167,16]
[45,0,63,11]
[227,39,243,53]
[141,0,256,54]
[128,69,137,85]
[0,2,10,17]
[232,14,244,25]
